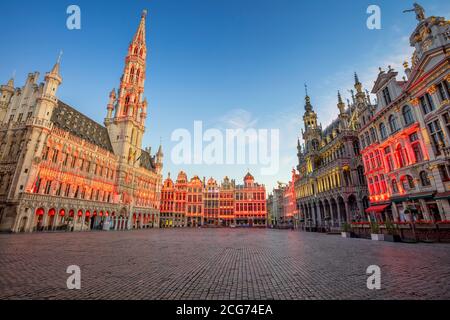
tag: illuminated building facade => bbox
[295,82,370,232]
[360,9,450,222]
[282,169,300,228]
[204,177,220,226]
[219,176,235,227]
[235,173,267,227]
[160,172,267,228]
[0,11,163,233]
[186,175,203,227]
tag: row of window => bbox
[364,132,425,173]
[368,168,448,197]
[33,178,113,203]
[364,80,449,153]
[7,111,33,124]
[428,112,450,156]
[42,147,115,180]
[360,105,416,149]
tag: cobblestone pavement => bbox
[0,229,449,300]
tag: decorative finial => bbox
[338,91,343,103]
[354,72,360,84]
[304,83,309,97]
[142,9,148,18]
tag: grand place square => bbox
[0,229,449,300]
[1,1,450,304]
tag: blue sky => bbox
[1,0,449,190]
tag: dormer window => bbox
[382,87,392,105]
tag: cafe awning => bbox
[392,192,435,203]
[365,204,390,214]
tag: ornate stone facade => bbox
[160,172,267,228]
[0,11,163,233]
[360,9,450,222]
[295,81,370,232]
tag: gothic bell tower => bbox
[301,88,322,174]
[106,10,149,166]
[302,88,321,153]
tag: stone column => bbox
[357,200,365,221]
[438,200,450,221]
[391,203,400,221]
[329,202,335,227]
[420,199,430,221]
[344,201,350,223]
[336,201,342,226]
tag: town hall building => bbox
[0,11,163,233]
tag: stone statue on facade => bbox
[403,3,426,22]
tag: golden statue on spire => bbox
[403,3,426,22]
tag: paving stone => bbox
[0,229,449,300]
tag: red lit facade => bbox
[160,172,267,228]
[282,169,300,227]
[0,11,163,233]
[359,12,450,222]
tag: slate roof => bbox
[51,100,114,152]
[139,149,157,171]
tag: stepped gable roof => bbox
[51,100,113,152]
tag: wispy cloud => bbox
[214,108,259,130]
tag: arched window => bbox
[420,171,431,186]
[402,175,415,190]
[402,105,415,125]
[408,175,415,189]
[380,174,387,193]
[357,166,365,185]
[379,123,387,140]
[389,115,399,132]
[396,144,405,168]
[369,178,374,194]
[365,132,371,146]
[391,179,399,193]
[370,127,377,143]
[374,176,380,194]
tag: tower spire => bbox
[354,72,363,93]
[304,83,313,111]
[337,91,346,114]
[106,11,149,166]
